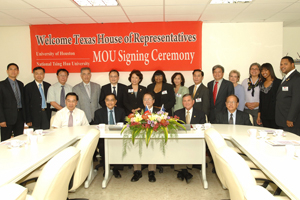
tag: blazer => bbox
[215,110,252,126]
[147,83,175,116]
[188,84,210,115]
[0,78,26,125]
[93,107,126,125]
[24,80,51,125]
[174,108,206,124]
[276,70,300,128]
[173,86,189,112]
[99,83,126,109]
[207,79,234,123]
[123,84,147,115]
[73,82,101,123]
[259,78,281,120]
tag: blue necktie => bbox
[109,110,114,125]
[39,83,46,109]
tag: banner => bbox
[30,22,202,73]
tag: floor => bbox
[68,159,230,200]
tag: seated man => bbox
[131,92,160,183]
[52,92,89,128]
[173,94,206,183]
[216,94,252,125]
[93,93,125,178]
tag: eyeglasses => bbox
[143,98,153,101]
[226,101,237,104]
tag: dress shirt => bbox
[8,78,22,108]
[47,82,72,108]
[148,107,153,113]
[107,107,116,124]
[185,108,193,123]
[52,107,89,128]
[35,81,44,90]
[111,84,117,96]
[284,69,296,80]
[241,78,260,110]
[227,110,237,125]
[213,78,223,98]
[193,83,202,94]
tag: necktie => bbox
[229,113,233,124]
[186,110,190,124]
[39,83,46,108]
[193,85,197,98]
[281,76,286,84]
[109,110,114,125]
[60,86,65,107]
[85,85,90,98]
[113,86,116,96]
[68,111,73,127]
[13,82,20,108]
[213,82,218,105]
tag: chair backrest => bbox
[69,128,100,191]
[31,146,80,200]
[215,146,256,200]
[245,185,276,200]
[204,128,228,187]
[50,115,55,129]
[0,183,28,200]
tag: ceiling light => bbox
[210,0,252,4]
[73,0,118,6]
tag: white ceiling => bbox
[0,0,300,27]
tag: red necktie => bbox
[213,82,218,105]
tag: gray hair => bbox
[212,65,224,73]
[229,70,241,82]
[80,67,91,74]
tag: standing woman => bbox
[123,70,147,115]
[147,70,175,115]
[256,63,281,128]
[171,72,189,113]
[229,70,245,111]
[242,63,262,126]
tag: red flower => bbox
[160,119,169,127]
[173,115,179,120]
[142,114,148,120]
[128,113,135,119]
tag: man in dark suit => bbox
[276,56,300,135]
[216,94,252,125]
[24,67,51,130]
[99,69,126,109]
[208,65,234,123]
[94,93,125,178]
[189,69,209,116]
[0,63,26,141]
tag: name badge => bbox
[176,93,182,98]
[282,86,288,91]
[196,98,202,102]
[162,90,168,95]
[128,89,134,93]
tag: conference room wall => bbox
[283,27,300,72]
[0,22,283,89]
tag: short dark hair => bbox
[65,92,79,101]
[56,68,69,76]
[249,63,261,77]
[7,63,19,70]
[171,72,185,87]
[33,66,45,73]
[260,63,277,82]
[128,70,143,84]
[151,70,167,83]
[105,93,117,100]
[192,69,204,77]
[281,56,294,64]
[80,67,91,73]
[226,94,239,103]
[109,69,119,76]
[143,92,155,100]
[212,65,224,73]
[182,94,193,99]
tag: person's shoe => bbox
[113,169,121,178]
[131,170,142,182]
[182,169,193,184]
[177,171,184,181]
[148,171,156,182]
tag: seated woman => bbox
[147,70,175,116]
[171,72,189,113]
[131,92,160,183]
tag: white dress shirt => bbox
[111,84,117,95]
[52,107,89,128]
[227,110,237,125]
[47,82,72,108]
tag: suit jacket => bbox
[189,84,210,115]
[215,110,252,125]
[208,79,234,123]
[276,70,300,128]
[0,78,26,125]
[99,83,126,109]
[147,83,175,116]
[73,82,101,123]
[24,80,51,125]
[123,84,147,115]
[174,108,206,124]
[93,107,126,125]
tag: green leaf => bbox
[120,125,127,134]
[132,128,142,144]
[145,128,153,147]
[162,126,168,143]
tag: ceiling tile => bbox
[56,17,95,24]
[281,2,300,12]
[165,0,210,6]
[284,19,300,26]
[23,0,78,9]
[118,0,163,6]
[267,12,300,21]
[22,17,62,25]
[0,0,33,9]
[0,11,14,19]
[1,8,50,18]
[92,16,129,23]
[41,8,87,18]
[0,18,29,26]
[253,0,297,3]
[165,15,200,21]
[129,15,163,22]
[81,7,124,16]
[165,5,206,15]
[243,3,291,13]
[123,6,163,15]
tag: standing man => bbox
[73,67,101,124]
[189,69,210,116]
[208,65,234,123]
[99,69,126,109]
[24,67,51,130]
[47,69,72,114]
[276,56,300,135]
[0,63,26,141]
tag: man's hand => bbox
[0,122,7,127]
[287,120,294,127]
[27,122,32,127]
